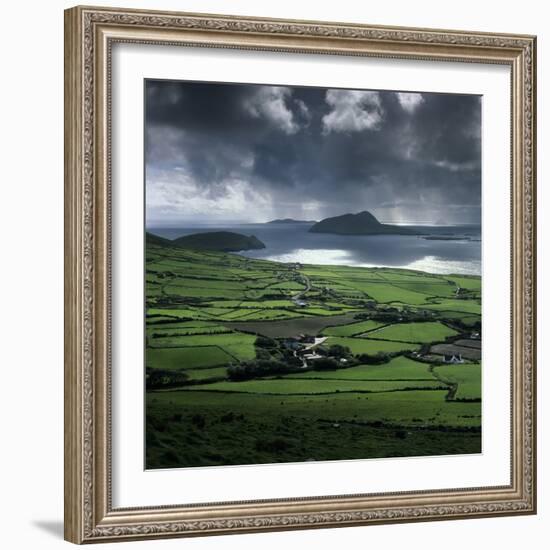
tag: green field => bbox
[364,321,458,344]
[184,378,446,395]
[184,366,229,381]
[326,336,421,355]
[146,390,481,468]
[434,364,482,400]
[284,356,435,381]
[445,276,482,292]
[420,300,481,315]
[322,319,387,337]
[145,241,482,468]
[146,347,234,370]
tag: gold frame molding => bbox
[64,5,537,544]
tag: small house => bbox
[443,354,464,364]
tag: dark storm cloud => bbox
[145,79,481,224]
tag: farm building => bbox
[443,354,464,364]
[430,338,482,362]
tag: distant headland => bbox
[146,231,266,252]
[266,218,317,225]
[308,211,423,236]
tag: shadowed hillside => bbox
[309,211,422,236]
[146,231,266,252]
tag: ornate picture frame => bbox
[64,5,536,544]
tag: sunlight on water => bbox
[150,224,482,276]
[262,248,354,265]
[404,256,481,276]
[262,249,480,276]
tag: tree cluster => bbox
[228,359,300,381]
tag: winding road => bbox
[292,272,311,304]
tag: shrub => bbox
[146,368,189,389]
[356,352,391,365]
[328,344,351,359]
[256,348,272,361]
[286,355,304,367]
[311,357,340,371]
[228,359,299,381]
[255,336,277,348]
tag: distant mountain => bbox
[308,211,422,236]
[164,231,266,252]
[266,218,316,224]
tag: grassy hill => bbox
[145,232,174,247]
[146,231,265,252]
[145,242,481,469]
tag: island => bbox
[422,235,470,241]
[266,218,317,224]
[146,231,266,252]
[308,211,422,236]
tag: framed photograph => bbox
[64,5,537,544]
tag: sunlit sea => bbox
[148,223,481,276]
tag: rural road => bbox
[292,272,311,304]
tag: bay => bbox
[148,223,481,276]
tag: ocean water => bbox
[148,223,481,276]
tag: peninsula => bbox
[146,231,266,252]
[309,211,422,236]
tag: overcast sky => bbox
[145,79,481,226]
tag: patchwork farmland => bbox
[145,238,482,469]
